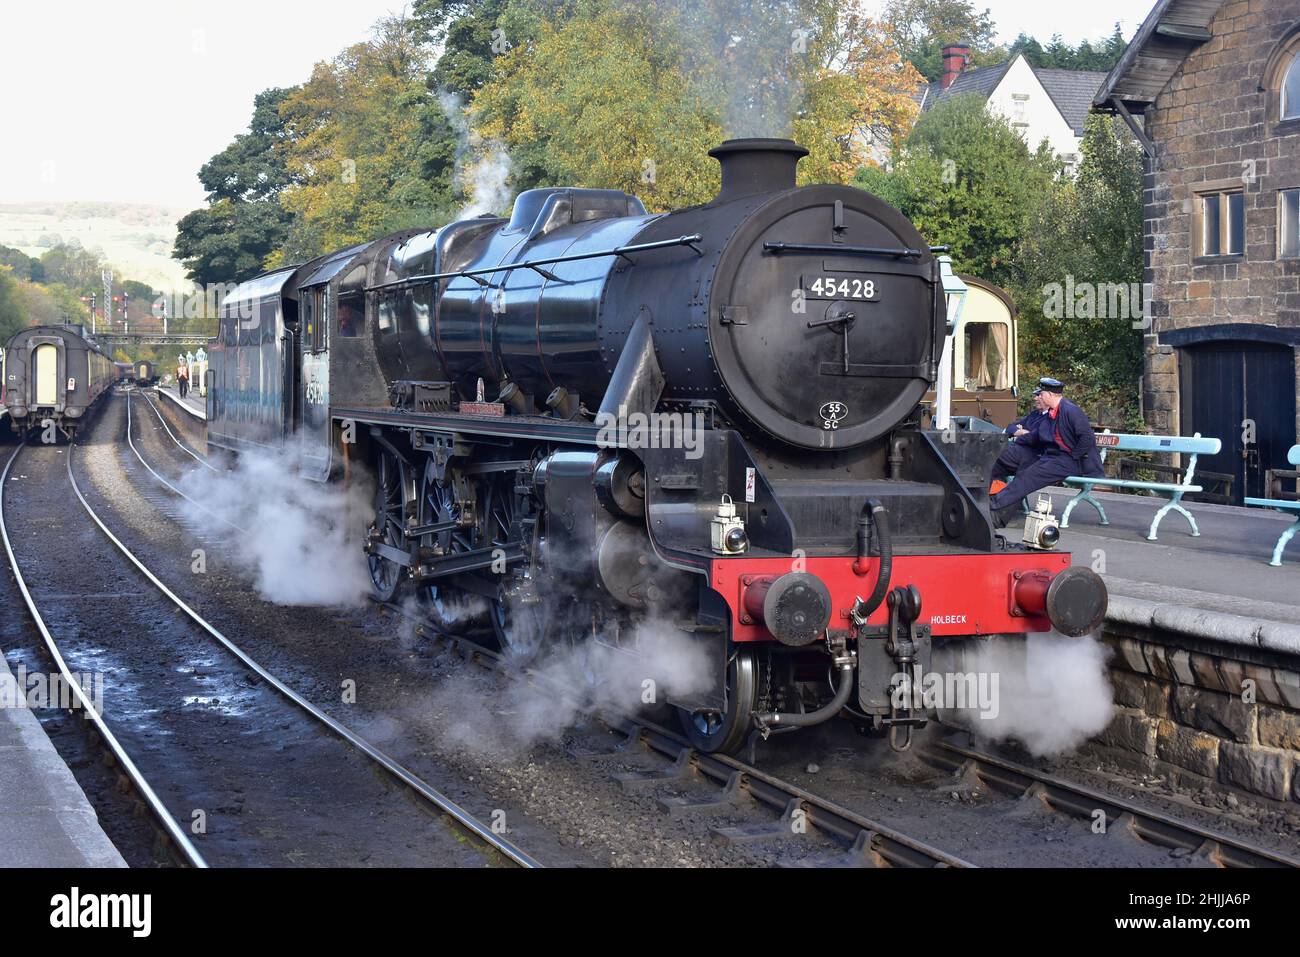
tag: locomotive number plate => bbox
[802,274,879,302]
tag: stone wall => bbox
[1098,629,1300,803]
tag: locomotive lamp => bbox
[711,495,748,554]
[1023,495,1062,550]
[933,256,969,431]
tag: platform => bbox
[1032,485,1300,653]
[155,384,206,420]
[0,654,126,867]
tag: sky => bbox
[0,0,1150,210]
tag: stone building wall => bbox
[1141,0,1300,433]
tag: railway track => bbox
[134,386,1300,870]
[397,610,970,868]
[0,444,208,867]
[922,741,1300,869]
[2,415,540,868]
[124,396,957,866]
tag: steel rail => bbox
[123,391,245,533]
[72,428,541,868]
[138,387,220,473]
[390,604,970,868]
[0,444,209,867]
[929,741,1300,869]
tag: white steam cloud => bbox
[177,449,374,607]
[933,632,1115,757]
[438,91,515,219]
[420,617,712,757]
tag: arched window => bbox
[1284,53,1300,120]
[1266,27,1300,125]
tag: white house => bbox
[916,45,1108,172]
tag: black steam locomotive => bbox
[209,139,1107,754]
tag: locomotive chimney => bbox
[941,43,970,89]
[709,138,809,203]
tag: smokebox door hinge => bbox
[720,305,749,326]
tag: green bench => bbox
[1244,445,1300,567]
[1061,431,1222,542]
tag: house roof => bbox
[1036,69,1112,135]
[920,56,1107,136]
[1093,0,1222,112]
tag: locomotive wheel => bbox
[481,471,546,660]
[678,647,762,755]
[367,449,409,603]
[490,585,546,662]
[419,461,487,635]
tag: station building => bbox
[1094,0,1300,502]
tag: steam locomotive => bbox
[209,139,1107,754]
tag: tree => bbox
[472,0,724,209]
[176,199,294,286]
[855,94,1060,287]
[174,88,299,286]
[0,245,42,282]
[1015,113,1144,424]
[790,3,924,183]
[276,14,459,255]
[0,268,25,343]
[1007,24,1127,72]
[39,241,105,290]
[473,0,921,208]
[413,0,514,96]
[883,0,1000,82]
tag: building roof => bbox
[920,56,1108,136]
[1036,69,1112,135]
[1093,0,1222,113]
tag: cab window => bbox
[301,292,316,351]
[337,265,366,338]
[302,287,327,353]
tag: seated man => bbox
[990,378,1104,526]
[992,386,1048,485]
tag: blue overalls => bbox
[991,402,1102,515]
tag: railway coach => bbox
[209,138,1108,755]
[3,324,114,440]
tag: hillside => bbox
[0,201,191,291]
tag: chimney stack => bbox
[708,138,809,204]
[941,43,971,90]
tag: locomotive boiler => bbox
[209,138,1108,754]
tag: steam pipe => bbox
[753,661,855,729]
[853,499,892,619]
